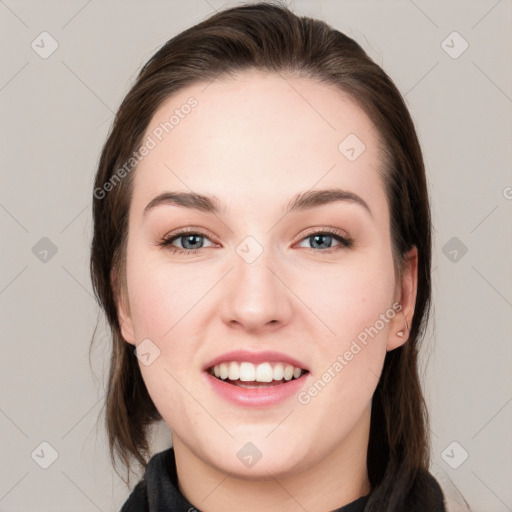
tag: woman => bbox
[90,2,447,511]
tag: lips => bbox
[203,366,311,407]
[202,349,309,372]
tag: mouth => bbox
[206,361,310,388]
[204,357,311,407]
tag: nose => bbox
[219,244,293,333]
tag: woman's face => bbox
[117,71,416,478]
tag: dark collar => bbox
[121,446,446,511]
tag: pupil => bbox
[312,234,331,249]
[185,234,201,249]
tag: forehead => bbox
[131,71,387,221]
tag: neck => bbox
[172,408,372,512]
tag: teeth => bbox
[210,361,306,382]
[239,362,256,381]
[219,363,229,380]
[228,361,239,380]
[273,363,284,380]
[255,362,273,382]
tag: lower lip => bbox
[204,371,310,408]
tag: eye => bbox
[158,229,215,255]
[296,228,353,252]
[158,227,353,255]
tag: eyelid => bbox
[297,226,351,243]
[159,226,218,243]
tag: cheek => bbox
[125,256,205,418]
[126,250,202,341]
[291,250,396,339]
[293,249,394,405]
[295,258,393,428]
[125,251,213,386]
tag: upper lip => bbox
[202,349,309,372]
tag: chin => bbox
[203,439,307,479]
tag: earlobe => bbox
[387,246,418,352]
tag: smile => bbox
[204,363,310,407]
[208,361,308,385]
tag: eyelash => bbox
[157,227,353,256]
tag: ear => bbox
[111,267,136,346]
[387,245,418,351]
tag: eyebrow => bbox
[143,187,373,218]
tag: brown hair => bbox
[90,2,433,509]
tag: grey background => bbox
[1,0,511,511]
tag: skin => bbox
[117,71,418,512]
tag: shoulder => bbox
[119,447,174,512]
[403,467,447,511]
[120,477,148,512]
